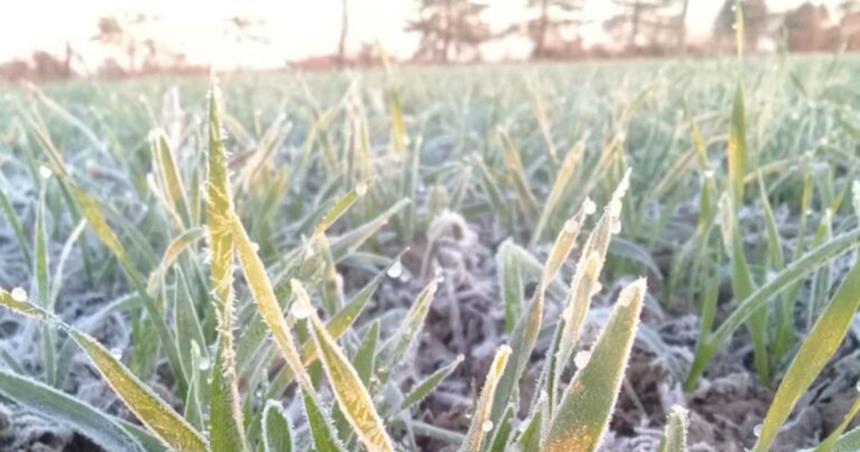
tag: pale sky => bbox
[0,0,845,69]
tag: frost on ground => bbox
[2,184,860,451]
[2,69,860,451]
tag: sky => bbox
[0,0,845,70]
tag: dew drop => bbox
[583,197,597,215]
[290,303,312,320]
[10,287,27,302]
[855,379,860,393]
[574,350,591,368]
[110,348,122,359]
[387,259,403,278]
[703,169,715,178]
[611,219,622,234]
[355,181,368,196]
[753,423,762,438]
[38,166,53,179]
[564,218,579,233]
[251,242,260,252]
[481,420,494,432]
[198,356,211,371]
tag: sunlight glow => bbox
[0,0,844,69]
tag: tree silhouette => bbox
[338,0,349,68]
[782,2,837,52]
[836,1,860,49]
[92,13,155,73]
[407,0,491,63]
[525,0,586,59]
[678,0,690,52]
[604,1,687,53]
[714,0,769,53]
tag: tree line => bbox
[4,0,860,80]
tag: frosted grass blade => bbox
[530,140,585,247]
[206,78,247,452]
[376,277,439,384]
[658,406,688,452]
[753,259,860,451]
[0,368,146,452]
[400,354,464,412]
[302,387,345,452]
[457,345,511,452]
[262,401,293,452]
[686,227,860,389]
[292,280,395,452]
[544,278,646,452]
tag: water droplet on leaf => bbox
[290,303,312,320]
[9,287,26,302]
[356,181,368,196]
[481,420,494,432]
[574,350,591,368]
[387,259,403,278]
[38,166,53,179]
[583,197,597,215]
[198,357,211,371]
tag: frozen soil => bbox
[1,175,859,451]
[377,211,860,451]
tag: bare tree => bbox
[836,1,860,49]
[604,1,686,53]
[407,0,490,63]
[338,0,349,68]
[92,13,154,73]
[678,0,690,52]
[781,2,837,52]
[526,0,586,59]
[714,0,768,53]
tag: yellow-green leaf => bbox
[530,139,585,247]
[292,280,395,452]
[152,130,191,228]
[146,227,206,292]
[815,397,860,452]
[230,213,315,392]
[205,79,247,452]
[554,171,630,392]
[458,345,511,452]
[753,259,860,451]
[69,330,208,452]
[544,278,646,452]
